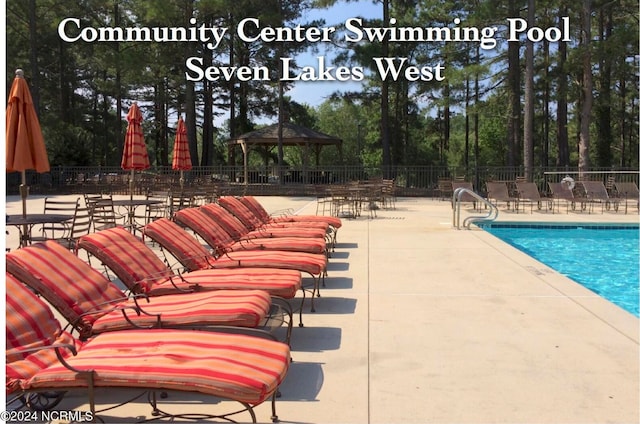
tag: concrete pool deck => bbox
[4,194,640,423]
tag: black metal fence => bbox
[6,165,639,198]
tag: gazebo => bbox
[227,122,343,184]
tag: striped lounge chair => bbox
[6,241,279,340]
[176,205,327,255]
[77,227,302,299]
[218,196,331,233]
[6,273,290,422]
[238,195,342,246]
[77,227,317,331]
[144,217,324,325]
[201,202,328,241]
[212,198,336,251]
[6,271,72,408]
[172,208,328,307]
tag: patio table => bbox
[6,213,74,248]
[112,199,164,230]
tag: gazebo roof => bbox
[228,122,342,147]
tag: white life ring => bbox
[561,175,575,190]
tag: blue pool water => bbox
[479,223,639,317]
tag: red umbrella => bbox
[6,68,50,245]
[172,116,192,189]
[121,102,150,199]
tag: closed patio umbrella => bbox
[121,102,150,200]
[171,116,192,190]
[6,69,50,245]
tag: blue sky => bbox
[285,0,382,107]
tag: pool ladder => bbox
[452,187,499,229]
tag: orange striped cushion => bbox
[228,236,326,255]
[78,227,302,298]
[168,268,302,299]
[143,218,214,271]
[225,196,329,232]
[6,241,125,334]
[199,203,258,241]
[262,220,329,231]
[217,196,265,230]
[174,207,237,250]
[243,225,327,239]
[91,289,272,332]
[25,329,290,405]
[202,203,327,239]
[177,206,327,254]
[79,227,173,292]
[211,250,327,276]
[6,241,272,333]
[145,213,325,276]
[238,196,273,222]
[5,273,79,394]
[241,196,342,228]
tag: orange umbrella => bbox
[121,102,150,199]
[6,69,50,227]
[171,116,192,189]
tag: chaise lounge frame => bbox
[6,273,290,423]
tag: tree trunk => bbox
[381,0,391,178]
[185,0,198,167]
[474,46,480,191]
[464,77,470,174]
[523,0,535,181]
[579,0,593,174]
[506,0,521,167]
[557,6,569,167]
[114,1,123,164]
[28,0,40,116]
[201,47,214,167]
[595,5,613,166]
[619,77,626,166]
[542,38,550,168]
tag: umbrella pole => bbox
[130,169,135,201]
[129,169,135,229]
[180,170,185,191]
[20,171,29,246]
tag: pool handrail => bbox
[452,187,499,229]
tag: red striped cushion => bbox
[218,196,329,233]
[244,225,327,239]
[199,203,257,241]
[217,198,330,232]
[144,218,214,271]
[25,329,290,405]
[145,214,325,276]
[202,203,327,239]
[91,289,271,332]
[238,196,272,222]
[79,227,173,292]
[174,207,237,250]
[229,196,332,231]
[211,250,327,276]
[171,268,302,299]
[218,196,265,230]
[242,196,342,228]
[78,227,302,298]
[6,241,272,333]
[228,236,326,255]
[6,241,126,334]
[5,273,79,394]
[177,206,327,254]
[262,220,329,231]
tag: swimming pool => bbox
[478,223,639,317]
